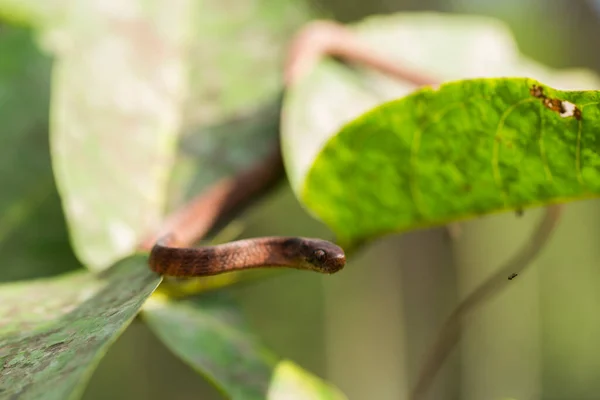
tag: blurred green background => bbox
[3,0,600,399]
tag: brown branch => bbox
[139,144,284,251]
[410,205,563,400]
[285,20,439,87]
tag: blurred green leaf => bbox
[268,360,346,400]
[183,0,317,127]
[142,294,346,400]
[0,0,62,26]
[0,255,160,399]
[167,98,283,211]
[0,24,80,281]
[301,77,600,245]
[47,0,195,271]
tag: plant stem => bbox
[410,205,563,400]
[285,20,439,86]
[139,145,284,250]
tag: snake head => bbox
[300,238,346,274]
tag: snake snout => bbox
[325,252,346,273]
[314,247,346,273]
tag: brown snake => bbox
[149,235,346,277]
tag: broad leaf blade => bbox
[47,1,193,271]
[0,0,62,26]
[142,295,346,400]
[268,361,346,400]
[183,0,315,127]
[303,78,600,245]
[0,256,161,399]
[282,13,600,194]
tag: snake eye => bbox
[313,249,327,263]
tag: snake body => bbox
[149,236,346,277]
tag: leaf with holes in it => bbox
[294,77,600,246]
[142,295,346,400]
[0,256,160,399]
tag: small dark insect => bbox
[515,208,524,217]
[574,108,582,120]
[508,273,518,280]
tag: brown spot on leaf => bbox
[530,84,582,120]
[543,97,564,113]
[530,84,544,98]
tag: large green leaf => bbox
[45,0,195,271]
[0,24,80,281]
[282,13,600,193]
[302,77,600,245]
[142,295,346,400]
[0,255,160,399]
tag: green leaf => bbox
[302,77,600,245]
[168,99,282,211]
[142,294,346,400]
[282,13,600,193]
[0,256,161,399]
[0,0,62,26]
[268,361,347,400]
[183,0,317,127]
[44,0,195,271]
[0,24,80,281]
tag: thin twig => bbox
[410,205,563,400]
[285,20,439,87]
[139,145,284,251]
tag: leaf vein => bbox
[493,98,535,206]
[538,107,553,182]
[576,101,599,187]
[409,103,462,217]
